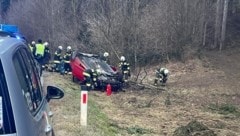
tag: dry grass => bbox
[43,48,240,136]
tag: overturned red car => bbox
[70,51,123,90]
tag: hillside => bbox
[44,47,240,136]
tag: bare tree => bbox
[219,0,229,51]
[3,0,238,66]
[214,0,223,49]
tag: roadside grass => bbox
[127,125,153,135]
[53,81,81,136]
[86,97,122,136]
[87,97,153,136]
[49,74,123,136]
[208,103,240,117]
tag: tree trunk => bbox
[203,22,207,47]
[214,0,222,49]
[219,0,229,51]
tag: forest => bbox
[1,0,240,67]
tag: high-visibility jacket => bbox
[35,43,45,56]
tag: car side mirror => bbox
[46,86,64,102]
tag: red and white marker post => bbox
[80,85,88,126]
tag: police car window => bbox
[0,60,16,134]
[19,48,43,112]
[13,51,35,112]
[13,48,43,115]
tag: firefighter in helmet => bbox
[52,46,63,72]
[29,41,36,56]
[63,46,72,74]
[154,67,169,86]
[43,42,51,70]
[102,52,110,63]
[83,69,97,90]
[35,39,45,66]
[119,56,130,82]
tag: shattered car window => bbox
[79,55,114,73]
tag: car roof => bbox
[0,31,26,43]
[0,31,16,37]
[0,37,24,55]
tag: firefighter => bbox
[83,68,99,90]
[119,56,130,82]
[83,69,95,90]
[43,42,51,69]
[53,46,63,72]
[35,39,45,66]
[29,41,36,56]
[102,52,109,63]
[154,67,169,86]
[63,46,72,74]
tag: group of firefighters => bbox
[83,52,169,90]
[28,40,169,87]
[28,39,72,74]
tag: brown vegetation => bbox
[44,47,240,136]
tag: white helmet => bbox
[103,52,109,57]
[67,46,71,51]
[44,42,49,46]
[58,46,63,50]
[164,69,169,75]
[31,41,35,45]
[120,56,125,61]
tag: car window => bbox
[0,60,16,134]
[20,49,43,103]
[80,55,114,73]
[97,59,114,73]
[13,47,43,115]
